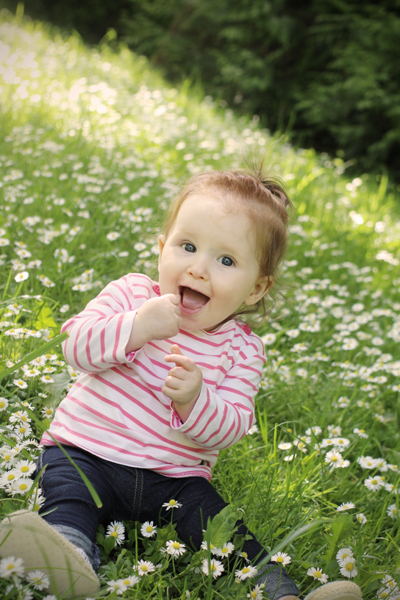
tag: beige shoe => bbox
[304,581,362,600]
[0,510,100,599]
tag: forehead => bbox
[176,191,245,222]
[171,192,257,254]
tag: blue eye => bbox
[183,243,196,253]
[220,256,234,267]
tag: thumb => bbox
[170,344,183,356]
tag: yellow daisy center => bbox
[0,402,5,408]
[19,483,28,490]
[276,556,284,563]
[221,547,228,553]
[21,466,29,472]
[7,473,15,481]
[140,565,148,572]
[145,526,153,533]
[315,571,322,578]
[172,542,180,549]
[242,567,250,574]
[168,499,177,506]
[346,563,355,572]
[210,564,217,572]
[110,531,118,537]
[7,563,15,571]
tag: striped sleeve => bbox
[171,334,266,450]
[61,274,151,373]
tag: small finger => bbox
[164,354,195,370]
[164,376,180,390]
[168,367,186,379]
[170,344,183,355]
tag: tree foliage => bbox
[6,0,400,180]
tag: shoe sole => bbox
[0,510,99,599]
[304,581,362,600]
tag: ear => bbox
[157,235,166,272]
[244,276,274,306]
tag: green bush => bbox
[5,0,400,182]
[119,0,400,180]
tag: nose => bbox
[187,254,210,280]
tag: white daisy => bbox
[106,521,125,545]
[201,558,224,578]
[307,566,328,584]
[136,560,155,575]
[121,575,139,587]
[356,513,367,524]
[325,449,343,468]
[201,541,219,555]
[106,579,127,595]
[162,499,182,510]
[0,397,9,411]
[336,502,355,512]
[353,428,368,439]
[235,565,258,580]
[357,456,378,469]
[14,460,36,478]
[364,476,385,491]
[387,504,398,518]
[305,426,322,436]
[330,437,350,448]
[339,557,358,578]
[336,548,353,562]
[0,470,19,487]
[247,584,265,600]
[8,478,32,496]
[14,271,29,282]
[0,556,25,578]
[26,570,50,590]
[165,540,186,557]
[216,542,235,558]
[278,442,292,450]
[140,521,157,538]
[271,551,291,566]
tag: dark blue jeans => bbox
[36,446,300,599]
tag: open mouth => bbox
[179,286,210,312]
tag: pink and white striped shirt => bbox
[41,273,266,480]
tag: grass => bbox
[0,6,399,600]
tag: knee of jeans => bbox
[38,447,106,507]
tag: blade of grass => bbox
[0,331,69,383]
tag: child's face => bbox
[158,193,271,331]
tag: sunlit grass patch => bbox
[0,7,399,600]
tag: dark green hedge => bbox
[5,0,400,182]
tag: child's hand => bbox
[163,345,203,415]
[127,295,182,351]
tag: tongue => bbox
[181,287,209,310]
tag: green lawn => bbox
[0,8,399,600]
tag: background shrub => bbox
[4,0,400,182]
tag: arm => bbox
[164,337,265,449]
[62,274,181,373]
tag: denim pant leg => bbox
[36,445,115,561]
[137,472,301,600]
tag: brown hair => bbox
[161,166,293,324]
